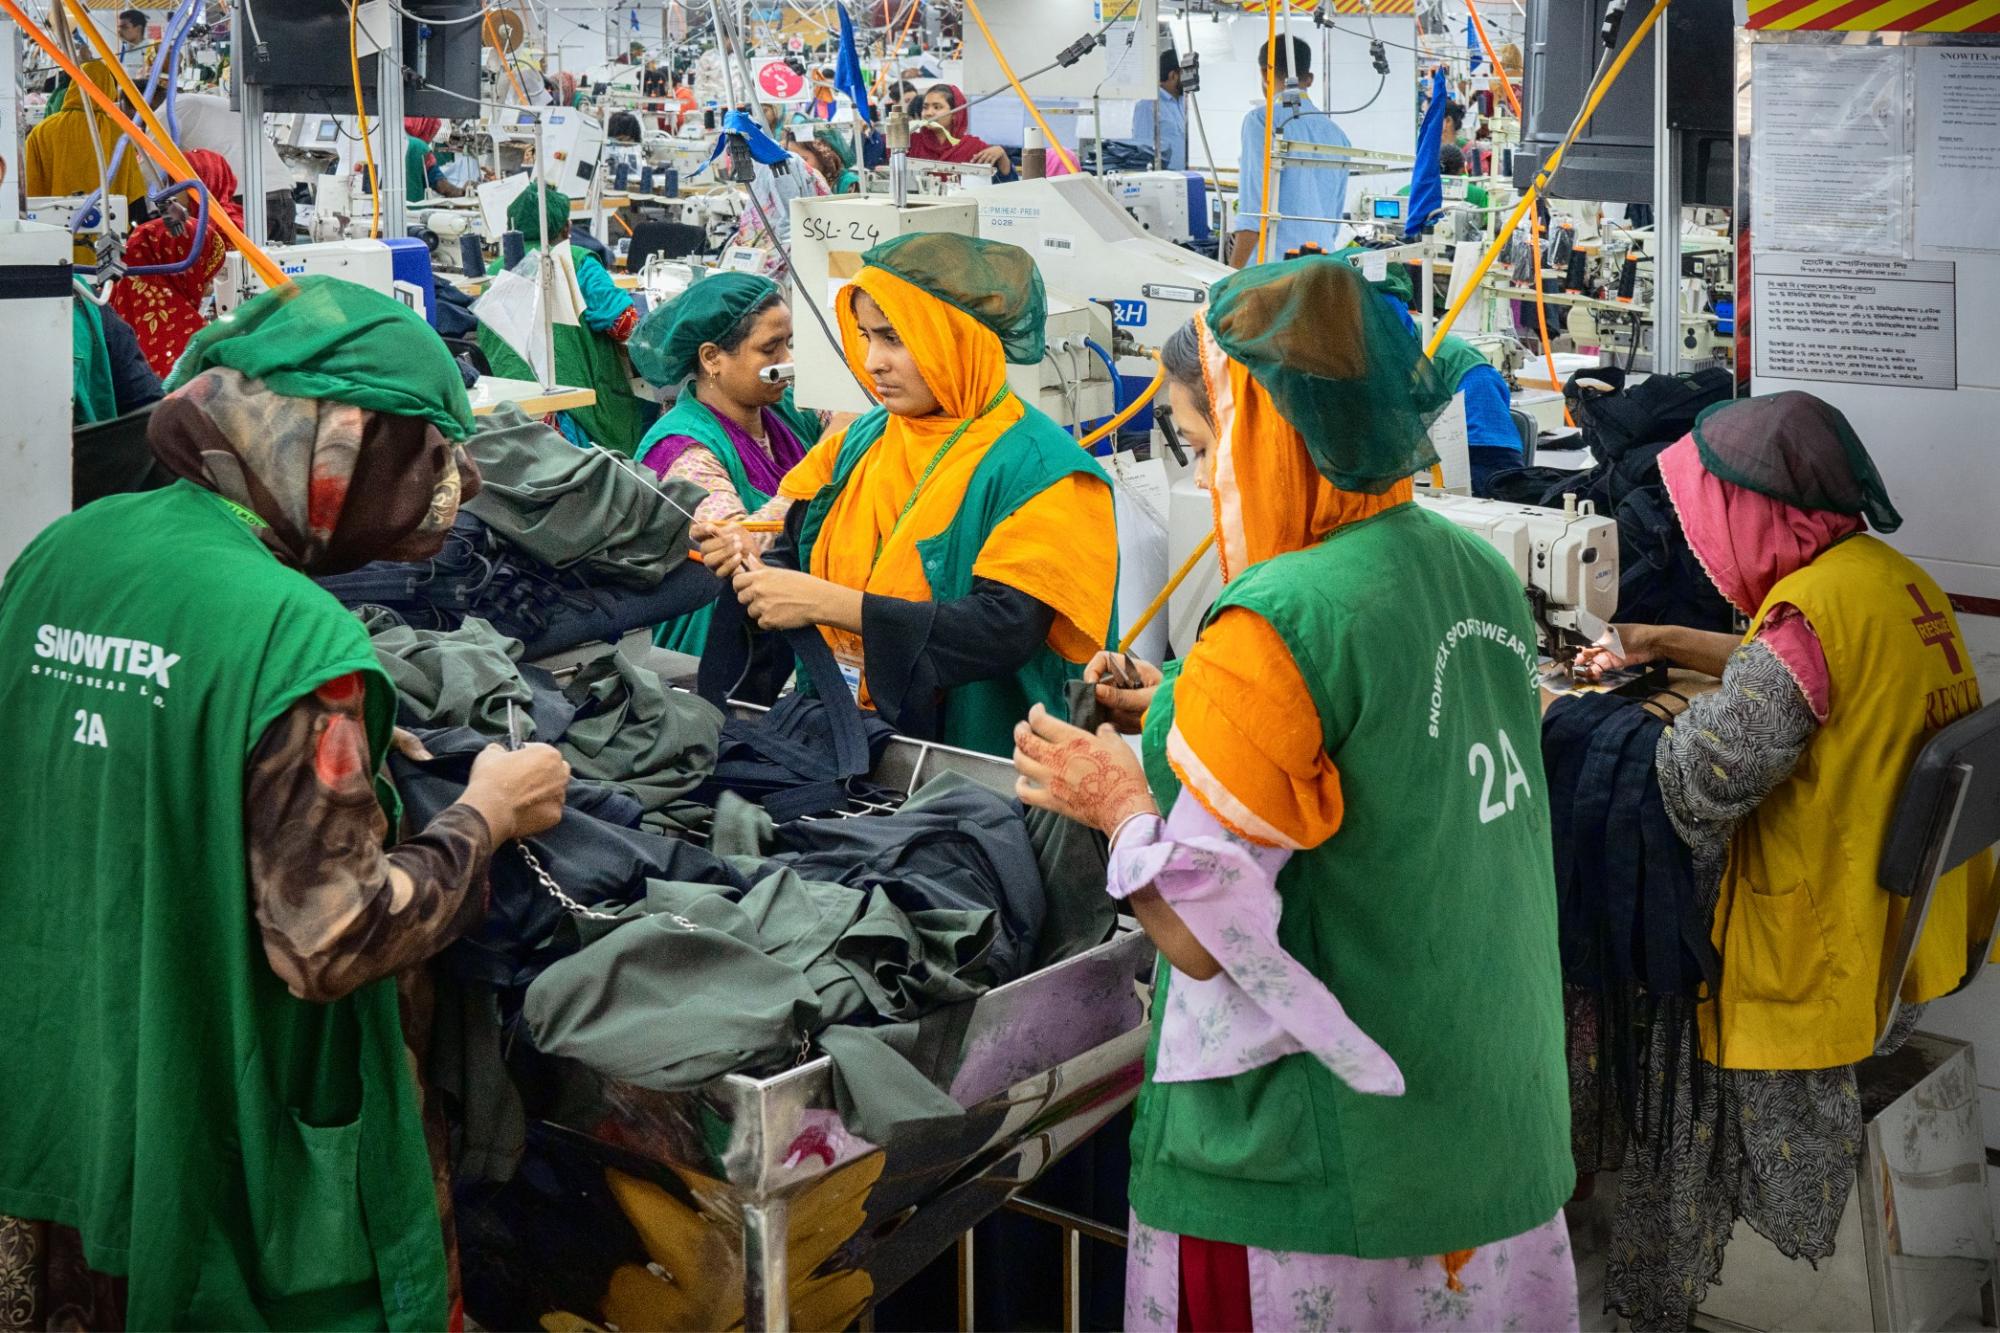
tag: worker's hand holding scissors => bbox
[464,742,570,843]
[1084,651,1162,735]
[693,520,760,578]
[1013,703,1158,836]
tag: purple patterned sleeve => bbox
[1108,793,1405,1096]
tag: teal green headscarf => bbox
[629,273,783,387]
[165,275,476,439]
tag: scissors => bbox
[506,700,524,752]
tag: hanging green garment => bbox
[478,242,648,453]
[70,284,118,424]
[634,386,823,656]
[0,481,447,1328]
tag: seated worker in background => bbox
[479,184,647,452]
[910,84,1015,177]
[1441,98,1467,147]
[1230,37,1348,268]
[631,273,825,653]
[1433,331,1520,494]
[404,117,466,207]
[698,234,1117,756]
[0,277,571,1330]
[24,61,151,263]
[1127,48,1188,171]
[1398,143,1489,211]
[114,8,149,77]
[109,150,240,379]
[1017,259,1577,1331]
[1554,392,1992,1330]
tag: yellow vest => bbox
[1700,535,1995,1070]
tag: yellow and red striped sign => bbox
[1234,0,1419,14]
[1745,0,2000,31]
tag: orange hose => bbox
[14,0,287,287]
[1462,0,1574,426]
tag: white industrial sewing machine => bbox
[1165,483,1619,661]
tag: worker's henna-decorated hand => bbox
[1012,703,1158,835]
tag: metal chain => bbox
[515,842,704,930]
[514,842,623,921]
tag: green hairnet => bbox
[1692,391,1903,533]
[861,232,1047,364]
[1334,244,1415,307]
[629,272,782,387]
[508,182,571,241]
[1206,255,1452,494]
[164,275,476,439]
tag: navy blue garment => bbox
[1543,692,1716,1142]
[393,729,752,990]
[315,511,722,659]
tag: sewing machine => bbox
[213,238,428,315]
[1165,483,1618,661]
[960,174,1231,350]
[1103,170,1211,249]
[23,194,129,244]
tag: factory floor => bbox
[1566,1174,2000,1333]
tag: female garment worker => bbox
[24,61,152,263]
[1557,392,1994,1330]
[701,232,1117,756]
[479,183,646,452]
[0,277,570,1330]
[1013,257,1577,1331]
[630,273,824,653]
[108,148,238,378]
[403,116,467,208]
[910,84,1015,177]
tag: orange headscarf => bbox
[1164,308,1416,850]
[778,265,1114,704]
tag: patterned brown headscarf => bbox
[149,367,481,574]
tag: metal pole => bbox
[1650,6,1679,374]
[378,3,408,240]
[743,1199,792,1333]
[534,115,556,391]
[708,0,739,105]
[237,53,268,244]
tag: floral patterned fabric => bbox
[107,221,229,379]
[1108,802,1400,1091]
[1125,1210,1580,1332]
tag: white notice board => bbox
[1747,35,2000,602]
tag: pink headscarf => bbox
[1659,434,1859,720]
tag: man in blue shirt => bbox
[1128,49,1188,171]
[1230,36,1350,267]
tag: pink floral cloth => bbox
[1108,797,1402,1092]
[1125,1209,1581,1332]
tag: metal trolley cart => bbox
[460,704,1152,1332]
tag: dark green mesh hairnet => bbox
[1206,255,1452,493]
[1692,392,1903,533]
[629,272,782,386]
[861,232,1047,364]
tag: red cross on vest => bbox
[1907,583,1963,674]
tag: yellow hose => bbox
[1120,534,1211,654]
[1078,357,1164,450]
[350,0,381,239]
[1255,3,1279,264]
[961,0,1078,175]
[23,0,287,287]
